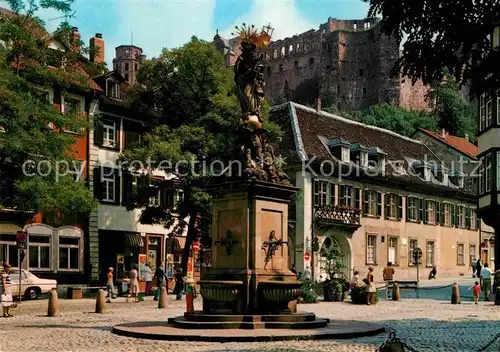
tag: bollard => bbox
[495,286,500,306]
[47,288,59,317]
[95,289,106,313]
[392,282,400,301]
[451,282,460,304]
[158,286,168,309]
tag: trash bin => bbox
[67,287,83,299]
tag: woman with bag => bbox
[366,266,376,305]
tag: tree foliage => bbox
[365,0,500,94]
[123,37,283,271]
[0,0,98,223]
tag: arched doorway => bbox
[318,229,352,280]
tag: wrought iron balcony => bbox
[314,205,361,228]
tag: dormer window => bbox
[450,169,466,188]
[350,143,369,167]
[367,147,387,171]
[106,80,120,99]
[412,160,431,181]
[327,137,351,163]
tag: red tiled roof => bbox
[419,129,478,159]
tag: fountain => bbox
[112,23,385,341]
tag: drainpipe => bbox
[311,175,316,281]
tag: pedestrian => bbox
[185,276,196,313]
[144,263,153,295]
[383,262,395,282]
[153,263,168,301]
[1,263,13,317]
[106,267,116,300]
[350,270,361,289]
[129,265,140,303]
[480,263,492,301]
[366,266,376,305]
[476,259,482,281]
[471,259,477,278]
[428,266,437,279]
[469,281,481,304]
[173,268,184,300]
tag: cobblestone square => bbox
[1,280,499,352]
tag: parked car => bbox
[8,268,57,300]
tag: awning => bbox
[166,237,186,254]
[125,233,144,248]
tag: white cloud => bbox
[220,0,316,42]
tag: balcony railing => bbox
[314,205,361,227]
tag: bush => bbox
[323,279,344,302]
[300,279,318,303]
[350,286,379,305]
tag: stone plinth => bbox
[200,180,299,315]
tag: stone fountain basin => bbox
[198,280,243,302]
[258,280,302,302]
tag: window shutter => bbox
[477,215,481,230]
[397,195,403,220]
[423,200,429,224]
[451,204,456,227]
[354,187,360,209]
[377,192,382,217]
[329,183,335,206]
[406,196,411,220]
[363,189,368,214]
[113,169,121,205]
[436,202,441,225]
[93,167,103,200]
[122,172,133,206]
[419,198,424,222]
[313,180,319,206]
[339,185,345,206]
[94,120,104,146]
[465,207,471,229]
[384,194,389,219]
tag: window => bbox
[135,64,138,71]
[457,205,465,228]
[125,74,129,81]
[281,47,285,57]
[362,87,367,96]
[364,22,371,29]
[149,179,161,207]
[426,241,435,267]
[296,43,300,52]
[469,208,477,230]
[409,239,418,266]
[353,23,357,30]
[0,234,19,268]
[363,190,381,217]
[294,61,299,69]
[309,57,314,66]
[28,234,50,270]
[479,156,485,194]
[360,152,368,167]
[479,94,486,130]
[407,197,419,221]
[62,96,81,115]
[388,237,398,265]
[340,185,359,208]
[267,66,271,77]
[366,234,376,264]
[313,180,334,206]
[427,200,436,224]
[107,80,119,99]
[486,96,493,127]
[469,245,476,266]
[359,69,363,76]
[273,49,278,59]
[279,64,283,71]
[103,120,116,148]
[102,171,116,202]
[125,63,129,70]
[443,203,452,226]
[341,146,350,162]
[59,237,79,270]
[385,194,400,219]
[485,153,492,192]
[457,243,465,265]
[289,44,293,53]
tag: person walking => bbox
[383,262,395,282]
[106,267,116,300]
[153,263,167,301]
[129,265,140,303]
[173,268,184,300]
[144,263,153,295]
[1,263,13,317]
[480,263,493,301]
[471,259,477,278]
[476,259,482,281]
[469,281,481,304]
[366,266,376,305]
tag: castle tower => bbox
[112,45,146,85]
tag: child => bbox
[185,277,196,313]
[1,291,12,317]
[471,281,481,304]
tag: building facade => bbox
[412,128,495,266]
[215,18,429,111]
[271,102,480,281]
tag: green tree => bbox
[426,77,477,141]
[123,37,282,271]
[358,103,436,137]
[0,0,99,224]
[364,0,499,94]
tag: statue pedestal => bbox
[200,180,299,315]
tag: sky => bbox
[1,0,370,67]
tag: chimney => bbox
[315,96,322,111]
[90,33,105,64]
[465,134,469,141]
[71,27,81,52]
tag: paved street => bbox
[1,280,499,352]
